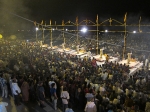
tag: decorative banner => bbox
[76,16,78,24]
[50,20,51,25]
[96,14,98,23]
[124,13,127,22]
[62,20,64,26]
[34,21,36,26]
[41,20,43,25]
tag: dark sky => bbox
[27,0,150,21]
[1,0,150,32]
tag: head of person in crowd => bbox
[39,81,43,86]
[12,79,17,83]
[63,86,67,91]
[51,83,55,88]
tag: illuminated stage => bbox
[51,47,143,77]
[93,55,119,66]
[55,48,88,56]
[119,59,143,76]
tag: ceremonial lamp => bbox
[87,51,91,57]
[76,45,79,54]
[62,43,65,51]
[100,49,103,58]
[127,53,132,64]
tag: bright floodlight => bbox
[105,30,108,32]
[36,27,39,31]
[81,28,87,33]
[66,29,68,31]
[52,28,55,30]
[133,31,136,33]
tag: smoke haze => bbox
[0,0,31,35]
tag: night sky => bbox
[27,0,150,21]
[26,0,150,20]
[0,0,150,32]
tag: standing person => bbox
[0,74,8,98]
[61,87,70,112]
[50,83,58,110]
[0,100,8,112]
[12,79,21,106]
[21,78,29,102]
[37,81,46,108]
[84,98,97,112]
[124,94,133,112]
[9,75,17,98]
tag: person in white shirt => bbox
[99,85,105,96]
[61,87,70,112]
[101,71,108,80]
[85,78,90,86]
[0,75,8,98]
[135,78,140,86]
[9,76,17,98]
[65,108,74,112]
[12,79,21,106]
[49,80,57,89]
[141,78,146,85]
[84,98,97,112]
[0,101,8,112]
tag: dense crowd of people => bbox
[0,36,150,112]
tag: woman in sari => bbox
[21,78,29,102]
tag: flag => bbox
[124,13,127,22]
[34,21,36,26]
[96,14,98,23]
[45,21,46,27]
[139,16,141,21]
[41,20,43,25]
[50,20,51,25]
[62,20,64,26]
[76,16,78,24]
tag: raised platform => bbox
[119,59,143,76]
[92,55,119,66]
[51,47,143,77]
[55,48,87,56]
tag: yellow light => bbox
[0,34,3,39]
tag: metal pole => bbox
[77,25,79,46]
[96,15,99,55]
[42,26,44,44]
[76,17,79,46]
[50,28,52,48]
[123,23,126,59]
[36,30,37,42]
[63,27,65,44]
[139,17,141,33]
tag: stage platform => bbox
[54,48,88,56]
[93,55,119,63]
[51,47,143,77]
[89,55,118,66]
[119,59,143,76]
[48,46,58,50]
[53,48,119,65]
